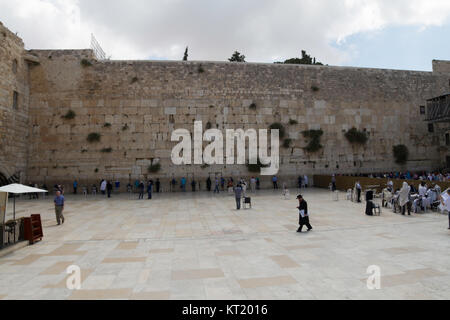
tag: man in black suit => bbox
[297,194,313,233]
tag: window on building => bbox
[428,123,434,133]
[446,133,450,146]
[12,91,18,109]
[12,59,18,74]
[419,106,426,115]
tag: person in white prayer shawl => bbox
[399,182,411,215]
[418,182,427,197]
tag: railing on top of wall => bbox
[313,175,450,193]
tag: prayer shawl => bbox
[399,182,410,207]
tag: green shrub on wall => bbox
[249,103,257,110]
[302,129,323,152]
[148,163,161,173]
[288,119,298,125]
[101,147,112,153]
[393,144,409,164]
[87,133,101,143]
[283,138,292,149]
[80,59,92,67]
[269,122,286,139]
[247,159,269,173]
[345,127,368,145]
[61,110,76,120]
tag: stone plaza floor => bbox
[0,188,449,300]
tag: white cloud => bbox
[0,0,449,64]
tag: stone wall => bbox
[25,49,450,190]
[0,22,30,184]
[433,60,450,75]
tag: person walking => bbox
[191,179,196,192]
[147,180,153,199]
[303,175,309,188]
[100,179,107,195]
[155,178,160,193]
[138,181,145,199]
[355,181,362,203]
[73,180,78,194]
[206,177,212,192]
[298,175,303,189]
[439,189,450,229]
[331,175,337,192]
[250,177,256,193]
[296,194,312,233]
[106,181,113,198]
[115,180,120,194]
[54,190,65,225]
[221,177,225,191]
[234,184,243,210]
[181,177,186,192]
[214,178,220,193]
[399,182,411,215]
[272,176,278,189]
[171,178,176,192]
[256,177,260,190]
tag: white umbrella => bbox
[0,183,48,222]
[0,184,47,194]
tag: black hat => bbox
[296,194,303,199]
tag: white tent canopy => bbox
[0,184,47,194]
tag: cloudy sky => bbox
[1,0,449,70]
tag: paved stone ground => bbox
[0,188,449,300]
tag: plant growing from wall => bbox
[246,159,269,173]
[148,163,161,173]
[249,103,257,110]
[302,129,324,153]
[289,119,298,125]
[94,168,99,173]
[311,85,320,92]
[62,110,76,120]
[283,138,292,149]
[122,124,129,131]
[198,64,205,73]
[344,127,368,145]
[269,122,286,139]
[393,144,409,164]
[131,76,139,84]
[87,132,101,143]
[101,147,112,153]
[80,59,92,67]
[103,122,112,128]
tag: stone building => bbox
[0,21,449,190]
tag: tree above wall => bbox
[229,51,246,62]
[277,50,324,65]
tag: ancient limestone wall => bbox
[25,49,449,189]
[0,22,30,184]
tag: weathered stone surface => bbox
[0,21,449,189]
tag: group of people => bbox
[343,170,450,182]
[384,181,444,215]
